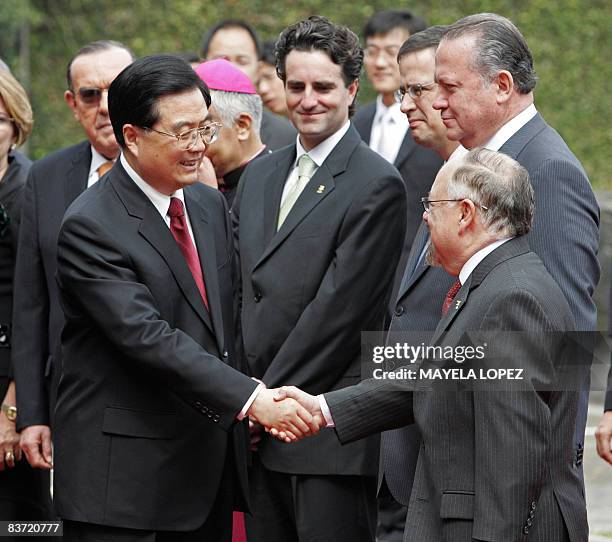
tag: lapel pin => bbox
[455,300,462,310]
[316,185,325,194]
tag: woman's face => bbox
[0,96,16,164]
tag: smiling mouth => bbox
[180,159,200,168]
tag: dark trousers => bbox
[246,456,377,542]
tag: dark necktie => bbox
[167,197,209,310]
[441,279,462,316]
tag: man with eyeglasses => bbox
[12,40,134,474]
[52,54,318,542]
[354,10,443,254]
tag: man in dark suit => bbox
[433,12,599,471]
[354,10,442,253]
[12,40,134,471]
[278,148,588,541]
[54,55,317,541]
[233,16,407,542]
[200,19,296,151]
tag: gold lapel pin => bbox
[316,185,325,194]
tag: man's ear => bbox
[495,70,514,104]
[64,90,79,121]
[234,113,253,141]
[458,199,477,234]
[123,124,140,157]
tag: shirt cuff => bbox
[237,382,266,420]
[317,394,335,427]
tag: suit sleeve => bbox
[11,168,51,429]
[527,158,599,331]
[471,289,561,541]
[57,211,257,431]
[262,173,407,393]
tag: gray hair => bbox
[210,89,262,135]
[442,13,536,94]
[447,147,534,237]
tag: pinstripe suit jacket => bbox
[326,237,588,541]
[379,111,600,507]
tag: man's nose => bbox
[400,94,416,115]
[432,89,446,111]
[99,89,110,114]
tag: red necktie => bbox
[167,197,209,310]
[441,280,462,316]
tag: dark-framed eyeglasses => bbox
[421,197,489,213]
[395,82,436,103]
[75,87,109,105]
[0,203,10,238]
[144,122,223,150]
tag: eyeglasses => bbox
[75,87,109,105]
[0,115,14,126]
[395,82,436,103]
[144,122,223,150]
[421,197,488,213]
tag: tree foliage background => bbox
[1,0,610,188]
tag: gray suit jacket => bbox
[380,111,600,506]
[327,237,588,541]
[260,109,296,151]
[233,125,407,475]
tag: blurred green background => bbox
[1,0,610,188]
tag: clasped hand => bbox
[247,387,324,443]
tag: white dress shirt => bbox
[369,95,409,164]
[483,104,537,151]
[87,147,114,188]
[280,120,351,206]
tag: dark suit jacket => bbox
[260,109,296,151]
[327,237,588,541]
[53,162,258,530]
[11,141,92,430]
[232,125,407,475]
[380,111,600,506]
[353,101,443,253]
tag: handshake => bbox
[247,386,326,443]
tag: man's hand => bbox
[247,388,320,443]
[20,425,53,469]
[595,411,612,465]
[269,386,324,442]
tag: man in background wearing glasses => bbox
[12,40,134,474]
[354,9,442,255]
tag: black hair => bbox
[200,19,262,59]
[260,39,277,66]
[108,54,211,147]
[363,10,427,40]
[397,25,448,61]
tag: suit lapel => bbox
[185,190,224,352]
[498,113,546,159]
[396,223,430,301]
[393,129,417,170]
[64,141,91,209]
[262,148,296,246]
[431,277,471,345]
[110,163,214,334]
[254,126,360,271]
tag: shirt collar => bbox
[484,104,537,151]
[294,120,351,168]
[373,94,405,126]
[119,153,186,219]
[88,146,111,178]
[458,237,513,285]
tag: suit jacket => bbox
[260,109,296,151]
[232,125,407,475]
[327,237,588,541]
[380,111,600,506]
[11,141,91,430]
[53,161,258,530]
[353,101,443,253]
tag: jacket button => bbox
[394,305,404,317]
[254,292,262,302]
